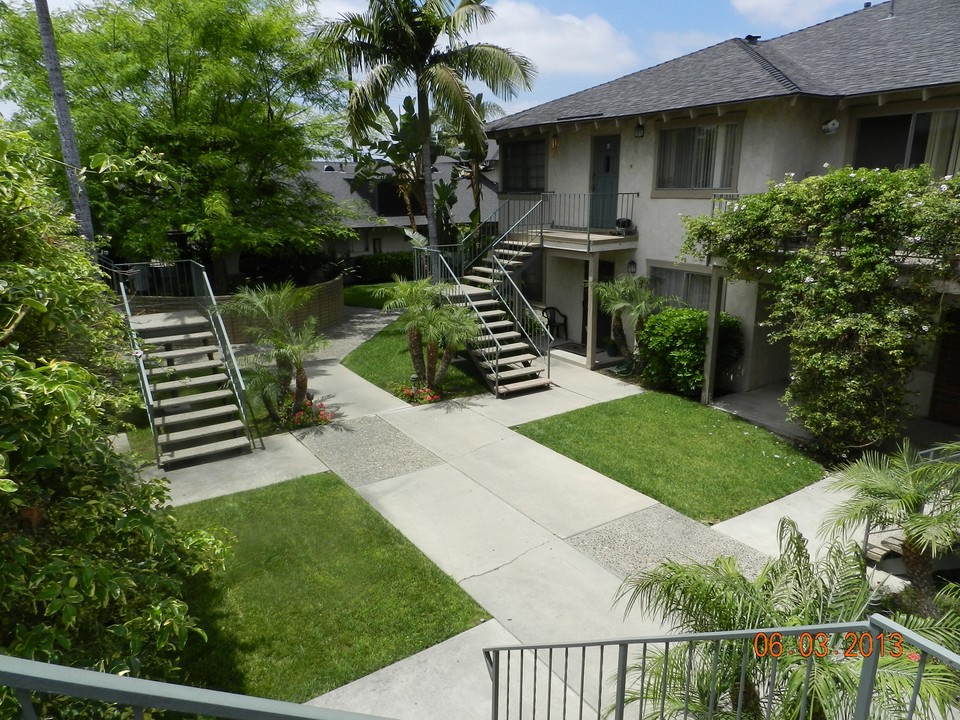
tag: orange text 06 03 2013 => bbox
[752,631,906,659]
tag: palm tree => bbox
[319,0,535,248]
[222,282,326,416]
[376,274,477,387]
[592,275,672,357]
[822,439,960,618]
[34,0,96,250]
[617,519,960,719]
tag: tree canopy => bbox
[0,0,353,265]
[0,125,225,714]
[318,0,535,246]
[683,167,960,458]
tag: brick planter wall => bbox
[128,276,345,345]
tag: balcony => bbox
[538,192,640,253]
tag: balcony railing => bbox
[539,192,639,252]
[0,653,388,719]
[483,614,960,720]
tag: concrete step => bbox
[158,419,246,446]
[155,404,240,429]
[131,311,208,335]
[146,359,223,377]
[486,366,544,382]
[496,377,554,395]
[147,345,220,361]
[474,341,531,356]
[153,389,235,411]
[478,353,538,368]
[478,309,507,320]
[144,330,215,346]
[160,436,251,467]
[482,320,514,332]
[461,275,495,286]
[473,331,523,345]
[152,372,228,394]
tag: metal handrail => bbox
[0,653,391,720]
[418,247,506,394]
[115,274,161,466]
[483,614,960,720]
[540,192,639,252]
[188,261,255,451]
[464,198,544,272]
[489,255,552,379]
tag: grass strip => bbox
[176,473,488,702]
[342,317,488,399]
[343,282,394,309]
[515,392,823,524]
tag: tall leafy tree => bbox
[682,167,960,458]
[0,126,225,716]
[318,0,536,247]
[0,0,352,276]
[823,440,960,618]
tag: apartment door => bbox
[590,136,620,228]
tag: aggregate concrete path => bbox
[154,306,843,720]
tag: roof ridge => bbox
[735,38,803,94]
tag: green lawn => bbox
[515,392,824,525]
[342,317,489,398]
[175,474,488,702]
[343,282,393,309]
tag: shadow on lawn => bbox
[180,572,250,695]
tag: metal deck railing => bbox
[0,653,390,719]
[483,614,960,720]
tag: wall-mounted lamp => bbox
[634,123,645,139]
[627,260,638,275]
[550,133,560,158]
[821,119,839,135]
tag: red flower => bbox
[907,652,921,661]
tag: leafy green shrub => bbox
[349,251,415,284]
[637,308,743,396]
[1,127,225,715]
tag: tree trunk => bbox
[611,313,628,357]
[261,390,281,424]
[900,541,941,618]
[425,341,439,387]
[34,0,96,253]
[293,365,308,413]
[434,345,458,387]
[406,326,426,382]
[417,87,438,249]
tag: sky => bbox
[31,0,871,120]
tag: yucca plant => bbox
[617,519,960,719]
[822,438,960,618]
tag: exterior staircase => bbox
[131,310,252,468]
[451,285,552,396]
[451,224,552,396]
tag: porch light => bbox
[627,260,637,275]
[550,133,560,157]
[634,123,645,139]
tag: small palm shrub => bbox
[636,307,742,396]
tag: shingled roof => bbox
[488,0,960,133]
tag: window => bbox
[502,140,546,192]
[650,267,711,310]
[854,110,960,176]
[656,123,739,192]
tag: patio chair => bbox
[541,306,568,340]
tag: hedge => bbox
[636,307,743,396]
[349,252,416,284]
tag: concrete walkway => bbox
[154,306,836,720]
